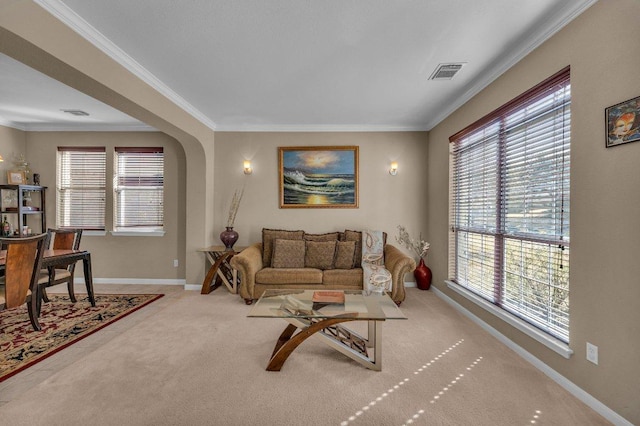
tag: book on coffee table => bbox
[312,291,345,304]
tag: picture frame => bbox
[278,146,359,208]
[7,171,26,185]
[605,94,640,148]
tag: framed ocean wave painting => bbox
[278,146,359,208]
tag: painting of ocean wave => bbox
[279,146,358,208]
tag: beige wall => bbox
[215,132,429,261]
[428,1,640,423]
[0,125,26,176]
[19,131,187,280]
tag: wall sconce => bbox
[243,160,253,175]
[389,161,398,176]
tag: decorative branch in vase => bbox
[396,225,432,290]
[220,188,244,251]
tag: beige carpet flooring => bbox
[0,285,609,425]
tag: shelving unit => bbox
[0,185,47,237]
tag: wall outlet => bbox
[173,259,179,268]
[586,342,598,365]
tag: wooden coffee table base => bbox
[267,316,383,372]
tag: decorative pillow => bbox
[262,228,305,267]
[271,239,306,268]
[343,230,363,268]
[305,240,337,270]
[334,240,356,269]
[304,232,340,242]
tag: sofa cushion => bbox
[304,232,340,242]
[256,267,323,285]
[271,239,306,268]
[334,240,356,269]
[305,240,336,270]
[322,268,363,288]
[262,228,305,267]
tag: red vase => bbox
[414,258,432,290]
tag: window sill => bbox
[445,280,573,359]
[110,230,165,237]
[83,230,107,237]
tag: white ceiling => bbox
[0,0,595,132]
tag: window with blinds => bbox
[56,147,106,230]
[449,67,570,342]
[113,147,164,231]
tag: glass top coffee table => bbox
[248,289,406,371]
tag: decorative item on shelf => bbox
[7,171,26,185]
[396,225,432,290]
[1,215,11,237]
[12,153,31,184]
[33,173,40,185]
[220,187,244,250]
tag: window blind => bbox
[450,67,570,342]
[56,147,106,230]
[114,147,164,230]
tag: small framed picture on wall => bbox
[605,94,640,148]
[7,171,26,184]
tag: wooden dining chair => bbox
[0,234,48,331]
[38,228,83,303]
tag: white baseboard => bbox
[431,286,633,426]
[74,278,187,286]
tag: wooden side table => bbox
[198,246,245,294]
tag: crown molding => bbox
[0,118,157,132]
[35,0,217,132]
[24,123,158,132]
[214,123,430,132]
[0,118,27,131]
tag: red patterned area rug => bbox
[0,293,163,383]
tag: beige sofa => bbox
[230,229,416,305]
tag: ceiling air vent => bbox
[61,109,90,116]
[429,63,466,80]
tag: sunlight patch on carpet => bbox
[340,338,466,426]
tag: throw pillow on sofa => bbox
[262,228,305,267]
[304,232,340,242]
[305,240,336,270]
[342,230,363,268]
[271,239,306,268]
[334,240,356,269]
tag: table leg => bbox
[201,251,237,294]
[201,252,230,294]
[267,317,357,371]
[83,253,96,307]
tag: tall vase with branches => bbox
[396,225,432,290]
[220,188,244,250]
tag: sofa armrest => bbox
[229,242,263,301]
[384,244,416,304]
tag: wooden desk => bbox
[0,249,95,307]
[198,246,245,294]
